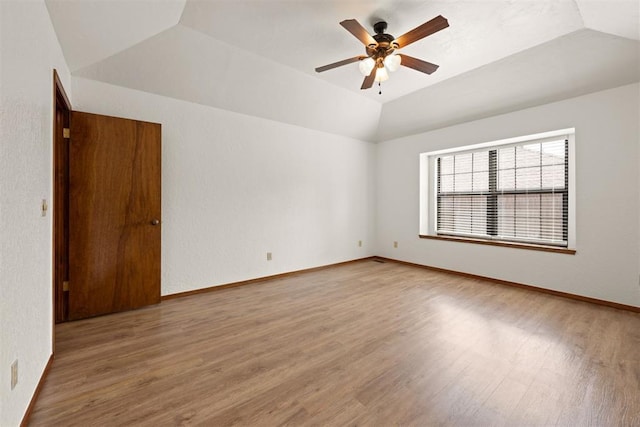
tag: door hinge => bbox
[63,281,69,292]
[63,128,70,139]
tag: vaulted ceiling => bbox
[45,0,639,141]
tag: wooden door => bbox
[68,111,161,320]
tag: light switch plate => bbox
[10,360,18,390]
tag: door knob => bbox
[151,219,160,226]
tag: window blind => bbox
[436,138,568,247]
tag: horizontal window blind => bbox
[436,138,568,247]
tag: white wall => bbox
[0,1,72,425]
[376,83,640,307]
[72,77,376,296]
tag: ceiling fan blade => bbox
[394,15,449,48]
[315,56,366,73]
[361,65,376,90]
[399,54,439,74]
[340,19,377,47]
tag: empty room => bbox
[1,0,640,425]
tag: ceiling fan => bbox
[315,15,449,90]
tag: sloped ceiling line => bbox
[46,0,639,142]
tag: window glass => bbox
[435,138,569,247]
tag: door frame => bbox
[52,69,71,344]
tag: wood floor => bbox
[30,259,640,426]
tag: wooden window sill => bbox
[419,234,576,255]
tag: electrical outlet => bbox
[266,252,272,261]
[358,240,362,247]
[10,360,18,390]
[393,241,398,248]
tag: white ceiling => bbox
[180,0,588,103]
[45,0,639,141]
[377,28,639,141]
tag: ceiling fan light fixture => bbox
[315,15,449,91]
[374,66,389,82]
[359,57,376,76]
[384,53,401,72]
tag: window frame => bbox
[419,129,576,254]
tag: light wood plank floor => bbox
[30,259,640,426]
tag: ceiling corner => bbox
[46,0,187,72]
[574,0,640,40]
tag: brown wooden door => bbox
[68,111,161,320]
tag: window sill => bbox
[419,234,576,255]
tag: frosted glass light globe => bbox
[359,57,375,76]
[384,53,401,72]
[375,66,389,82]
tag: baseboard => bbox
[162,257,376,301]
[20,354,54,427]
[375,256,640,313]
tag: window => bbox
[420,130,575,251]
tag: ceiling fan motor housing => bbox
[367,22,398,61]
